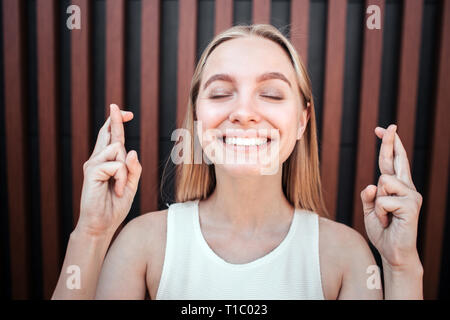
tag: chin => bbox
[217,162,281,177]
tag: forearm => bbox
[382,254,424,300]
[51,228,114,299]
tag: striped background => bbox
[0,0,449,299]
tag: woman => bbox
[52,24,423,300]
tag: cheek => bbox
[196,102,228,129]
[268,106,300,160]
[195,102,228,150]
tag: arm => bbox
[361,125,424,300]
[95,216,149,299]
[51,229,114,299]
[381,254,423,300]
[52,104,142,299]
[335,225,383,300]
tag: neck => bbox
[203,165,294,235]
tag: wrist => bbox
[71,225,115,244]
[73,218,118,240]
[382,252,423,276]
[382,252,423,300]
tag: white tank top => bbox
[156,199,325,300]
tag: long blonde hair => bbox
[165,24,328,217]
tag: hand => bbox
[361,124,423,270]
[76,104,142,237]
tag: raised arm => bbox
[52,104,142,299]
[361,124,423,299]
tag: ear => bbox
[297,102,311,140]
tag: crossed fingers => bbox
[376,124,415,191]
[87,104,134,197]
[374,125,421,227]
[91,104,133,160]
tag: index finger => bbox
[91,110,133,157]
[110,104,125,145]
[377,124,396,175]
[375,126,416,191]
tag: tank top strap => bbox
[294,208,321,243]
[290,209,323,297]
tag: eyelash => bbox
[209,94,283,100]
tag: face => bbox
[195,36,309,176]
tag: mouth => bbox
[203,131,280,167]
[222,136,271,146]
[217,135,273,152]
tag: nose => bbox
[228,95,261,125]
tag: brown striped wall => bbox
[0,0,448,299]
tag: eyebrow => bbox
[203,72,292,90]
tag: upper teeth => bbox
[224,137,268,146]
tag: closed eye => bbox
[261,95,283,100]
[210,95,283,100]
[209,95,232,99]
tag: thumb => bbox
[361,184,377,216]
[125,150,142,193]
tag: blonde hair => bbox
[164,24,328,217]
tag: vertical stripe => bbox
[320,0,347,220]
[140,0,161,214]
[215,0,233,35]
[2,0,30,299]
[423,0,450,300]
[290,0,310,65]
[396,0,423,158]
[105,0,125,115]
[176,0,198,128]
[71,0,91,227]
[252,0,270,24]
[36,0,60,299]
[352,0,385,236]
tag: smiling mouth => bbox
[218,135,272,148]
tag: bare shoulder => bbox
[318,216,369,253]
[318,216,381,299]
[318,216,375,269]
[96,209,169,299]
[122,209,169,249]
[110,209,168,260]
[130,209,170,299]
[128,209,168,231]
